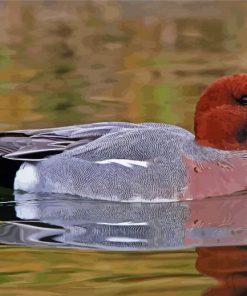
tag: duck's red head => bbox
[195,74,247,150]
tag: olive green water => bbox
[1,1,247,295]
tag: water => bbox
[1,191,247,250]
[0,193,247,295]
[1,1,247,295]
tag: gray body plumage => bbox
[1,122,246,201]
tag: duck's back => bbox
[5,123,190,201]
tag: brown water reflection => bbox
[0,247,211,296]
[0,246,246,296]
[197,247,247,296]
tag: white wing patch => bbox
[14,162,38,192]
[96,159,149,168]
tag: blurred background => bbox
[1,0,247,132]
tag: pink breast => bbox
[182,156,247,200]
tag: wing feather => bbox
[0,122,139,161]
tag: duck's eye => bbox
[239,96,247,105]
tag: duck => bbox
[1,74,247,202]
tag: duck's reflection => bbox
[197,246,247,296]
[1,191,246,250]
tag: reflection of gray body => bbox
[1,122,244,201]
[14,192,189,249]
[0,192,245,250]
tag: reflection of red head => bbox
[195,74,247,150]
[196,247,247,296]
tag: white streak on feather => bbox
[97,222,148,226]
[96,159,148,168]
